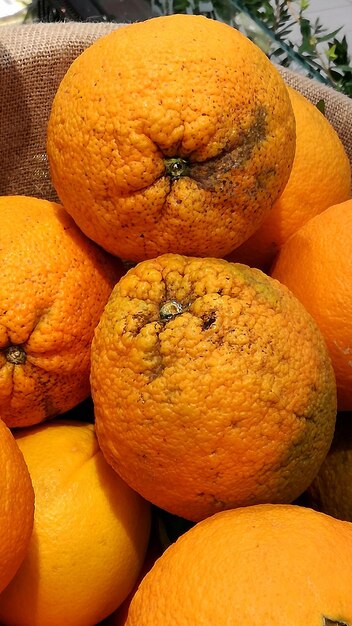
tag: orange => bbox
[307,414,352,521]
[124,503,352,625]
[271,199,352,411]
[105,521,165,626]
[0,420,151,626]
[46,14,296,262]
[0,195,124,428]
[91,253,336,522]
[0,418,34,594]
[227,86,352,272]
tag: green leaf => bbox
[315,99,326,115]
[173,0,191,12]
[299,16,312,38]
[327,44,338,62]
[212,0,234,22]
[315,27,342,43]
[330,64,352,74]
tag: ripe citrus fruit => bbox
[0,418,34,594]
[105,522,164,626]
[0,195,124,428]
[0,420,151,626]
[91,253,337,522]
[271,199,352,411]
[227,86,351,271]
[307,415,352,521]
[46,14,296,262]
[124,503,352,625]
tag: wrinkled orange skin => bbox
[47,14,295,262]
[125,504,352,625]
[271,199,352,412]
[227,86,351,272]
[91,254,336,522]
[0,195,124,427]
[0,418,34,594]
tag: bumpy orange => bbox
[125,504,352,625]
[91,254,337,522]
[0,418,34,594]
[0,195,124,427]
[46,14,296,262]
[0,420,151,626]
[307,415,352,521]
[271,199,352,411]
[227,86,351,271]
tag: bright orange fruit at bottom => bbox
[125,504,352,625]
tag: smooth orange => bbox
[0,420,151,626]
[46,14,295,262]
[227,86,351,271]
[125,504,352,625]
[0,418,34,594]
[91,253,336,522]
[105,525,164,626]
[0,195,124,427]
[271,199,352,411]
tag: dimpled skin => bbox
[91,254,337,522]
[46,14,296,262]
[308,416,352,521]
[125,504,352,625]
[271,199,352,411]
[0,195,124,427]
[0,421,151,626]
[228,86,352,271]
[0,419,34,594]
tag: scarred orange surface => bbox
[125,504,352,625]
[0,195,123,427]
[228,86,352,271]
[271,199,352,411]
[0,418,34,594]
[47,14,296,262]
[91,254,337,522]
[0,420,151,626]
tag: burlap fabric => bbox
[1,21,351,201]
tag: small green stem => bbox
[159,300,183,322]
[164,157,189,179]
[5,345,27,365]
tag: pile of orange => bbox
[1,12,352,625]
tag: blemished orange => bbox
[0,195,124,428]
[46,14,296,262]
[307,414,352,521]
[0,420,151,626]
[271,199,352,411]
[0,418,34,594]
[227,86,351,271]
[124,503,352,625]
[91,253,337,522]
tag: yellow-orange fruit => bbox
[0,420,151,626]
